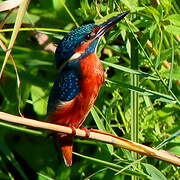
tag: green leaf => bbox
[38,173,54,180]
[53,0,64,11]
[143,163,167,180]
[4,69,50,88]
[106,79,176,103]
[0,12,40,24]
[165,14,180,26]
[0,172,10,180]
[91,107,114,154]
[159,48,173,63]
[161,68,180,80]
[164,25,180,36]
[103,61,159,80]
[38,167,55,180]
[0,137,28,180]
[120,0,139,9]
[169,146,180,155]
[74,152,149,179]
[146,6,160,21]
[31,86,48,116]
[0,122,44,136]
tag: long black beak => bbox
[96,11,129,38]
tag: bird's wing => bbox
[47,70,80,114]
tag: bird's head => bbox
[55,11,129,69]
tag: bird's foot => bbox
[47,126,77,139]
[70,126,76,136]
[80,127,90,139]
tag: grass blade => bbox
[0,137,28,180]
[106,79,176,103]
[73,152,150,179]
[91,107,114,154]
[130,35,139,180]
[102,61,159,80]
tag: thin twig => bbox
[0,111,179,166]
[0,27,69,33]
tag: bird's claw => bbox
[80,127,90,139]
[70,126,76,136]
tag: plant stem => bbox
[131,35,139,180]
[0,27,69,33]
[127,21,180,105]
[0,122,44,136]
[0,111,179,166]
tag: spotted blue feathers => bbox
[55,24,96,69]
[47,68,80,114]
[59,70,80,101]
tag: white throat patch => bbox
[68,52,81,62]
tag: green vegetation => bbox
[0,0,179,179]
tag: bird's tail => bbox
[57,134,73,167]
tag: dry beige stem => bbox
[0,111,179,166]
[0,0,21,12]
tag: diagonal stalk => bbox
[131,35,139,180]
[0,111,179,166]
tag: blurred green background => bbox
[0,0,180,179]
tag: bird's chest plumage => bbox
[79,53,104,97]
[68,53,104,126]
[48,53,104,127]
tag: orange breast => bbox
[48,53,104,127]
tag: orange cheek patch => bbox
[74,39,93,53]
[93,26,100,33]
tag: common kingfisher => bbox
[47,11,129,166]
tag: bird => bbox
[47,11,129,166]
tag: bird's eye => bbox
[85,33,92,40]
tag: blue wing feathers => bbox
[47,70,80,114]
[59,71,80,101]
